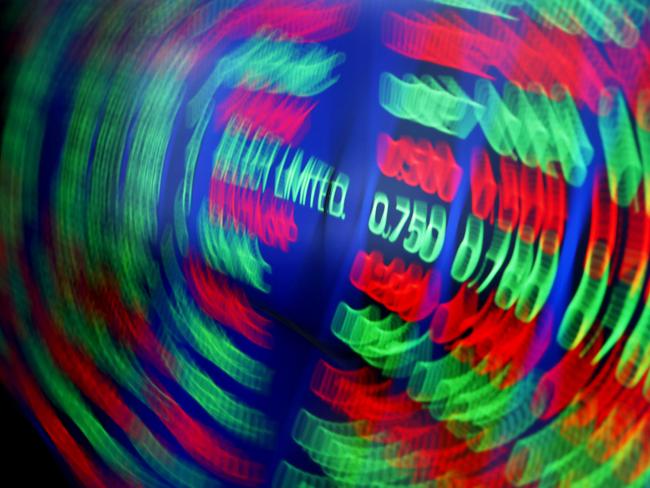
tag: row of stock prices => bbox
[0,0,649,487]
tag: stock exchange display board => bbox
[0,1,649,486]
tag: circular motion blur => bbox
[1,0,650,487]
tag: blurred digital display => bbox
[0,0,649,486]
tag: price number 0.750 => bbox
[368,191,446,263]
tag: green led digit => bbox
[599,89,643,207]
[557,242,610,349]
[595,281,643,364]
[515,241,559,322]
[617,300,650,387]
[388,195,411,243]
[495,236,534,310]
[419,204,446,263]
[403,199,428,254]
[472,226,512,293]
[368,191,389,235]
[451,215,484,283]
